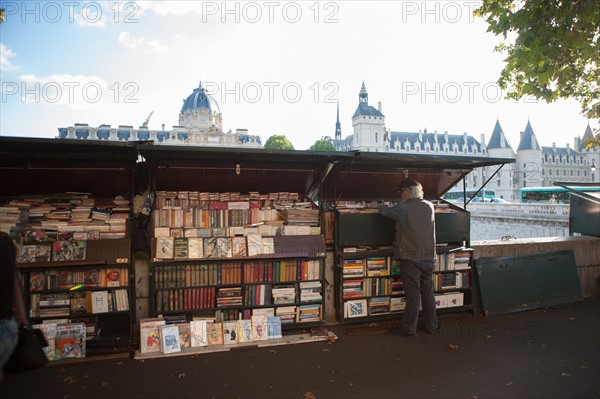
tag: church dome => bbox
[181,83,221,115]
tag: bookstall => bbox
[0,138,138,361]
[314,151,514,323]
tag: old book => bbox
[86,290,109,313]
[231,236,247,258]
[188,237,204,259]
[139,318,165,354]
[246,234,263,257]
[70,292,87,315]
[155,237,174,259]
[190,320,208,347]
[178,323,191,348]
[204,238,219,258]
[105,268,122,287]
[216,237,232,258]
[206,322,224,345]
[173,237,189,259]
[159,324,181,354]
[29,272,47,291]
[236,319,252,343]
[266,315,283,340]
[251,315,268,341]
[222,320,238,345]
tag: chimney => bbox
[378,101,382,112]
[566,143,570,149]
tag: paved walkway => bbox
[2,297,599,399]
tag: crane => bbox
[142,111,154,128]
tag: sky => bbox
[0,0,594,150]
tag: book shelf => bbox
[6,193,134,361]
[334,203,474,323]
[148,190,327,334]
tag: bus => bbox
[520,186,600,203]
[443,188,497,203]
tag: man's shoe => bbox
[426,321,442,334]
[389,326,416,337]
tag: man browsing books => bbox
[379,179,439,336]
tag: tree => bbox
[309,138,336,152]
[475,0,599,142]
[0,8,5,23]
[264,134,294,150]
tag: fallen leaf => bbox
[303,391,317,399]
[448,344,459,350]
[485,335,493,339]
[269,349,277,354]
[322,348,331,352]
[568,317,576,321]
[562,372,571,377]
[64,376,76,384]
[580,364,590,369]
[540,344,547,348]
[178,373,186,378]
[506,381,513,386]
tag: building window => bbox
[549,169,552,175]
[375,132,378,143]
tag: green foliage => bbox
[309,138,336,152]
[264,134,294,150]
[0,8,5,23]
[475,0,599,125]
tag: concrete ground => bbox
[1,296,599,399]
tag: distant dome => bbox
[181,83,221,115]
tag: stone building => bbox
[332,82,600,201]
[57,83,262,148]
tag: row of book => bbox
[435,251,472,271]
[152,260,322,290]
[30,289,130,317]
[153,282,323,312]
[29,267,129,291]
[18,240,87,263]
[140,313,285,355]
[342,277,401,299]
[31,322,87,361]
[342,257,401,278]
[432,271,470,290]
[343,291,465,319]
[154,190,302,209]
[3,193,129,237]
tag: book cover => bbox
[173,237,189,259]
[236,319,252,343]
[32,323,58,361]
[18,244,36,263]
[246,234,263,256]
[266,316,283,340]
[216,237,232,258]
[86,291,109,313]
[231,236,247,258]
[55,323,86,359]
[159,324,182,354]
[188,237,204,259]
[222,320,238,345]
[70,292,87,315]
[251,315,268,341]
[178,323,191,348]
[204,238,219,258]
[83,269,100,286]
[345,299,368,318]
[206,322,224,345]
[262,237,275,255]
[29,272,47,291]
[139,318,165,354]
[105,268,122,287]
[155,237,174,259]
[190,320,208,347]
[34,244,52,262]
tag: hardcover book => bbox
[173,237,189,259]
[188,237,204,259]
[160,324,182,354]
[231,236,247,257]
[246,234,263,257]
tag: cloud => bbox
[118,31,146,49]
[147,39,168,53]
[136,1,204,16]
[0,43,18,72]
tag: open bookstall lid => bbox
[317,151,514,202]
[0,137,137,198]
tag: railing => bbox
[465,202,569,219]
